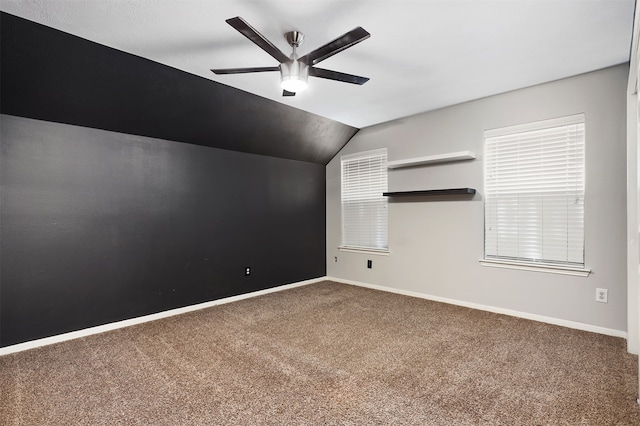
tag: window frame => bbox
[340,148,389,253]
[481,114,590,276]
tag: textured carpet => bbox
[1,281,638,425]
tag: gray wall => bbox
[1,115,326,347]
[327,64,628,333]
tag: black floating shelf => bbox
[383,188,476,197]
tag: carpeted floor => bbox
[1,281,639,425]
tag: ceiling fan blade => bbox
[282,90,296,97]
[226,17,290,64]
[211,66,280,75]
[309,67,369,85]
[300,27,370,66]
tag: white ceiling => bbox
[1,0,635,128]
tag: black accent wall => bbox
[0,13,343,347]
[1,115,326,347]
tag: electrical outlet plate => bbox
[595,288,608,303]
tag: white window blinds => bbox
[341,149,388,250]
[484,114,585,266]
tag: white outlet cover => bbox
[595,288,608,303]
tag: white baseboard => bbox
[327,276,627,339]
[2,275,626,357]
[0,277,323,357]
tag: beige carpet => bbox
[1,281,638,425]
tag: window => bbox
[341,149,388,251]
[484,114,585,269]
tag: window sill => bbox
[479,259,591,277]
[338,246,390,256]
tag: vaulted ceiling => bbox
[2,0,635,129]
[0,12,358,165]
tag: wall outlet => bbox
[595,288,608,303]
[245,267,251,276]
[367,260,372,269]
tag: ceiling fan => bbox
[211,17,370,97]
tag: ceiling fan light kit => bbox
[280,59,308,93]
[211,17,370,97]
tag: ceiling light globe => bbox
[281,78,308,93]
